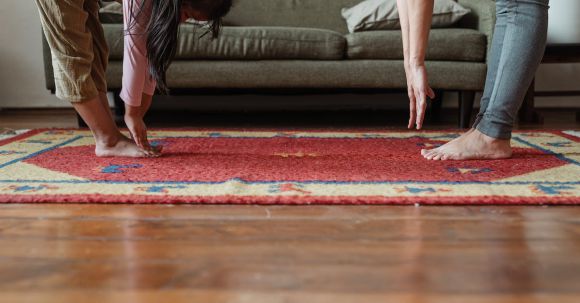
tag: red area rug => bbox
[0,129,579,204]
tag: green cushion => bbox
[105,60,487,91]
[104,24,346,60]
[99,1,123,24]
[223,0,364,34]
[346,28,487,62]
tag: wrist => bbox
[409,57,425,69]
[124,104,143,118]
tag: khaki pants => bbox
[35,0,109,102]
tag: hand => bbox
[405,64,435,130]
[124,104,161,156]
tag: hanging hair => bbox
[127,0,233,94]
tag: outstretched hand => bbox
[124,98,161,157]
[406,64,435,130]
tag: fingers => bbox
[129,127,160,157]
[415,91,427,130]
[427,86,436,99]
[407,88,416,129]
[139,131,161,157]
[130,128,146,149]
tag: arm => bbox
[121,0,159,152]
[396,0,435,129]
[120,0,156,107]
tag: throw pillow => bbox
[341,0,471,33]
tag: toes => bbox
[432,153,443,161]
[425,149,438,159]
[426,151,437,160]
[144,149,161,158]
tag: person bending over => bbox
[35,0,232,157]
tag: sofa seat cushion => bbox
[346,28,487,62]
[104,60,487,91]
[105,24,346,60]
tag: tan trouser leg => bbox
[35,0,104,102]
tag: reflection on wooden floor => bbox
[0,205,579,302]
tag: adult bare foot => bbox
[95,135,155,158]
[421,128,475,159]
[421,129,512,160]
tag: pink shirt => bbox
[120,0,156,107]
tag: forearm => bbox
[396,0,411,71]
[406,0,434,67]
[125,93,153,117]
[120,0,156,106]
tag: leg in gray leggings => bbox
[472,0,550,139]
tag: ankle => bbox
[94,133,122,148]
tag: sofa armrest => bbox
[457,0,496,63]
[41,31,56,93]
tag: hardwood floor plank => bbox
[1,291,579,303]
[1,205,579,221]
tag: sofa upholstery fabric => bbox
[104,25,346,60]
[346,28,487,61]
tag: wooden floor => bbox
[1,205,580,303]
[0,108,579,303]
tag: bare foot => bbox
[421,129,512,160]
[421,128,475,159]
[95,135,158,158]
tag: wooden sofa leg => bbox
[519,79,543,124]
[76,113,87,128]
[458,91,475,129]
[113,90,125,125]
[428,90,444,123]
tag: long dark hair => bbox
[128,0,233,94]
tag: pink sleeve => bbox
[120,0,156,107]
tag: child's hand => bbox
[124,102,161,156]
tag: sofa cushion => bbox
[99,0,366,34]
[341,0,471,33]
[223,0,364,34]
[104,24,346,60]
[99,1,123,24]
[104,60,487,91]
[346,28,487,62]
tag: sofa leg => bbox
[76,113,87,128]
[428,90,444,123]
[113,90,125,125]
[519,79,543,124]
[458,91,475,129]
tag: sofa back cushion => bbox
[104,24,347,60]
[223,0,363,34]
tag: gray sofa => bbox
[42,0,496,127]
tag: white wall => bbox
[0,0,63,108]
[0,1,578,109]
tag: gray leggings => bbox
[473,0,550,139]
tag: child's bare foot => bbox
[421,129,512,160]
[95,135,156,158]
